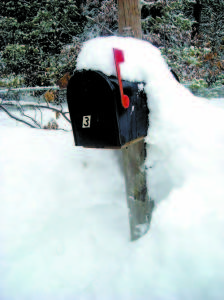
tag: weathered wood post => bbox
[118,0,154,241]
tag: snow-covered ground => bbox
[0,36,224,300]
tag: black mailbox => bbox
[67,69,149,149]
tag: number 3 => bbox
[82,115,91,128]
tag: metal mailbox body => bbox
[67,69,149,149]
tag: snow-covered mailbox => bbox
[67,49,149,149]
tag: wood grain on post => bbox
[118,0,142,39]
[118,0,154,241]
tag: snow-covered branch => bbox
[2,101,71,124]
[0,97,71,131]
[0,86,59,94]
[140,0,155,6]
[0,105,38,129]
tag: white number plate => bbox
[82,115,91,128]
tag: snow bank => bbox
[0,126,129,300]
[77,36,224,202]
[77,36,224,298]
[0,36,224,300]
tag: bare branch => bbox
[85,15,114,35]
[0,105,39,129]
[34,106,43,124]
[0,86,59,94]
[2,101,71,124]
[26,104,71,124]
[17,102,42,128]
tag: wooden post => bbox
[118,0,154,241]
[118,0,142,39]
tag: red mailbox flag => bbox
[113,48,130,109]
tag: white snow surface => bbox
[1,36,224,299]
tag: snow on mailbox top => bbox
[76,36,173,84]
[75,36,188,123]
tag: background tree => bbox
[80,0,118,39]
[0,0,223,95]
[141,0,224,91]
[0,0,85,86]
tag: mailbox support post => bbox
[118,0,154,241]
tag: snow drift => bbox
[0,36,224,300]
[77,36,224,202]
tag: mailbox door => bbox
[67,70,120,148]
[110,78,149,147]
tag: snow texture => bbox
[0,36,224,300]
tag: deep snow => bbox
[0,36,224,300]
